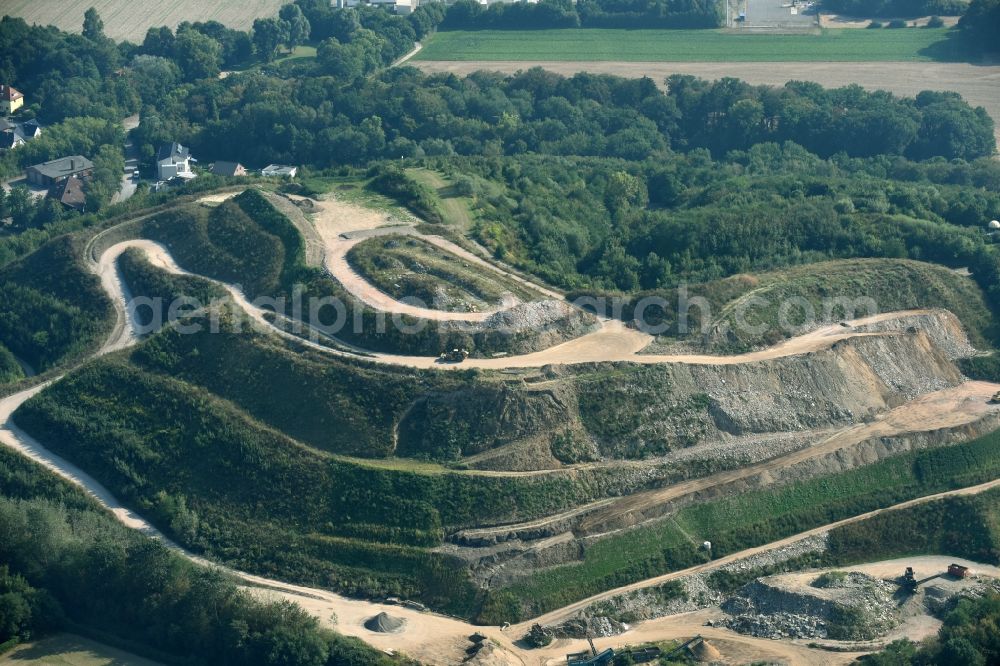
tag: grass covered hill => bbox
[0,234,113,373]
[0,443,403,666]
[346,234,539,312]
[582,257,994,353]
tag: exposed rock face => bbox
[721,572,898,640]
[442,311,1000,586]
[433,310,975,471]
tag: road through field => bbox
[414,60,1000,146]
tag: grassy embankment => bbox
[0,445,401,666]
[0,235,113,375]
[405,168,476,232]
[482,427,1000,622]
[416,27,961,62]
[346,234,539,312]
[0,344,24,385]
[15,302,1000,621]
[142,189,586,357]
[577,258,993,353]
[14,349,661,615]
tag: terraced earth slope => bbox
[2,187,1000,665]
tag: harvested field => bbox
[1,0,284,42]
[413,60,1000,147]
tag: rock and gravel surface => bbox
[722,571,899,640]
[554,534,831,637]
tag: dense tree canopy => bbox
[959,0,1000,53]
[821,0,967,17]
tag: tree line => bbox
[0,446,403,665]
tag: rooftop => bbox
[157,142,190,162]
[262,164,297,175]
[48,175,87,210]
[211,160,244,177]
[27,155,94,179]
[0,84,23,102]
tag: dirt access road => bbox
[0,201,997,665]
[414,61,1000,147]
[454,378,1000,543]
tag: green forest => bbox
[0,445,403,665]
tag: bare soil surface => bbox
[413,61,1000,147]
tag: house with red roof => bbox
[1,85,24,115]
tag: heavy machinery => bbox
[990,391,1000,404]
[901,566,918,592]
[439,348,469,363]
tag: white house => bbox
[156,142,196,181]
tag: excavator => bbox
[438,348,469,363]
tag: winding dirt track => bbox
[1,201,1000,664]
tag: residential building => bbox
[48,175,88,212]
[0,130,24,150]
[1,85,24,115]
[25,155,94,188]
[0,118,41,151]
[261,164,298,178]
[211,161,247,177]
[156,142,195,181]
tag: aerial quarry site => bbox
[0,1,999,666]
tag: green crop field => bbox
[415,28,962,62]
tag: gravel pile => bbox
[563,534,830,630]
[722,571,898,641]
[481,300,577,331]
[364,612,406,633]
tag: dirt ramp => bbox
[365,612,407,633]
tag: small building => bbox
[20,119,41,138]
[25,155,94,188]
[211,160,247,177]
[0,129,24,150]
[48,175,88,212]
[0,118,40,151]
[156,142,195,181]
[1,84,24,115]
[948,563,970,579]
[261,164,298,178]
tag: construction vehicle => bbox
[949,563,970,578]
[438,348,469,363]
[901,566,918,592]
[990,391,1000,404]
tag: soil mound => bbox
[365,611,406,633]
[693,639,722,662]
